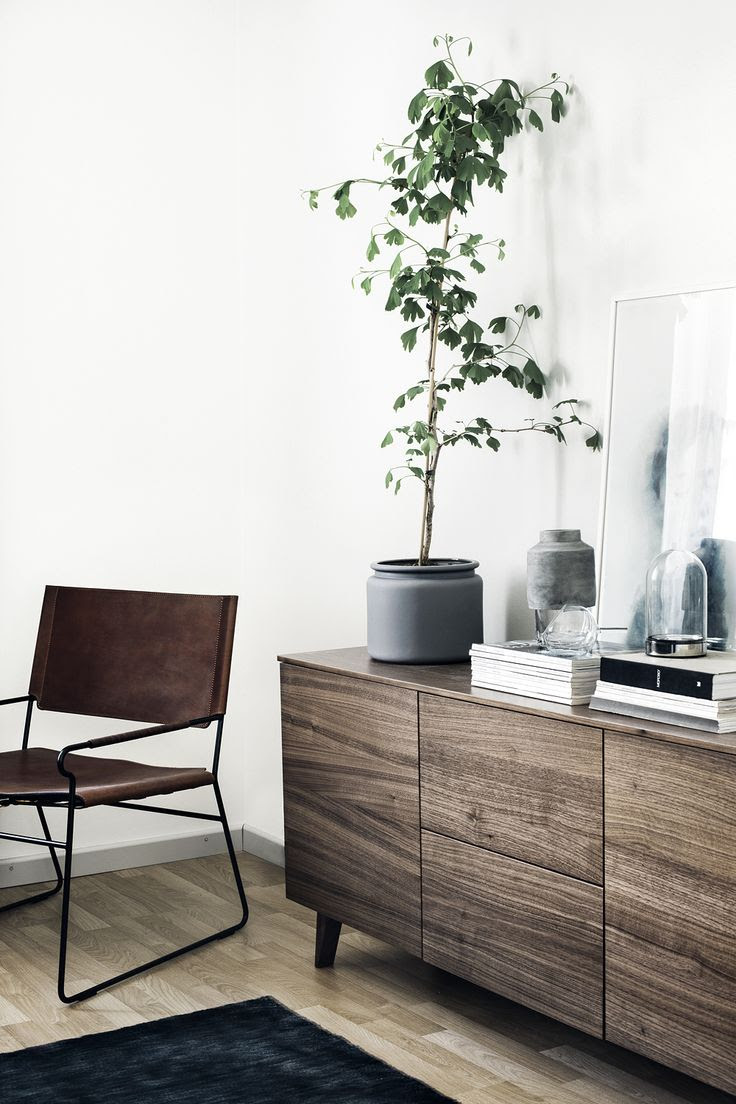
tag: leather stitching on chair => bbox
[207,597,225,717]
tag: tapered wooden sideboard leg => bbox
[315,913,342,968]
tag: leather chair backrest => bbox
[29,586,237,724]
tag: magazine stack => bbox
[470,641,600,706]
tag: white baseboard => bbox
[241,824,285,867]
[0,825,236,890]
[0,822,285,889]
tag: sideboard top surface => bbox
[278,646,736,756]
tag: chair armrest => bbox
[56,714,221,780]
[0,694,33,707]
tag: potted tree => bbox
[307,34,601,663]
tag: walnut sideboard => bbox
[278,646,736,1095]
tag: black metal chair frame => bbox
[0,694,249,1004]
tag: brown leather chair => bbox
[0,586,248,1003]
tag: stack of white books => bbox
[470,641,601,705]
[590,650,736,733]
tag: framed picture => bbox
[597,283,736,648]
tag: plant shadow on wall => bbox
[306,33,602,664]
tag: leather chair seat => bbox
[0,747,213,807]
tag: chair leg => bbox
[213,778,249,928]
[0,805,64,915]
[57,783,249,1004]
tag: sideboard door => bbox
[280,663,421,954]
[422,830,603,1035]
[605,731,736,1095]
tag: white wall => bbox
[0,0,244,862]
[241,0,736,841]
[2,0,736,861]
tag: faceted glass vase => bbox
[540,604,599,657]
[645,549,707,658]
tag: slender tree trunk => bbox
[418,209,453,565]
[420,447,441,565]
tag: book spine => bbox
[599,657,714,700]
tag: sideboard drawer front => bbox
[420,694,602,883]
[422,830,603,1037]
[605,731,736,1094]
[281,663,421,954]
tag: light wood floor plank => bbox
[0,853,731,1104]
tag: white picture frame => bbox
[596,281,736,647]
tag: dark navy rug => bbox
[1,996,454,1103]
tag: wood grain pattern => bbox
[278,646,736,755]
[605,731,736,1095]
[421,831,603,1037]
[280,663,421,955]
[420,694,602,883]
[0,852,728,1104]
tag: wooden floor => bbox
[0,852,731,1104]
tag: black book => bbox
[599,651,736,701]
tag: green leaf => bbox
[433,122,450,148]
[400,298,426,322]
[384,227,405,246]
[425,60,453,89]
[334,182,357,220]
[385,470,393,488]
[551,88,565,123]
[426,191,453,216]
[586,430,603,452]
[502,365,524,388]
[523,358,546,399]
[307,190,319,210]
[449,93,474,114]
[381,431,393,448]
[393,392,406,411]
[415,152,435,190]
[366,236,380,261]
[401,326,420,352]
[486,436,500,451]
[472,121,489,142]
[470,258,486,274]
[489,316,507,334]
[460,319,484,344]
[408,90,428,123]
[385,286,401,312]
[360,275,372,295]
[457,156,480,182]
[406,384,425,401]
[389,253,403,279]
[528,109,543,132]
[439,326,462,349]
[527,303,541,319]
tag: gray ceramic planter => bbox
[367,559,483,664]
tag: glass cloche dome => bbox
[645,549,707,658]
